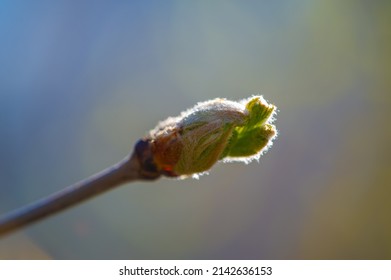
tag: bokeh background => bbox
[1,0,390,259]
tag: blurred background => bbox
[1,0,390,259]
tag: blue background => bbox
[1,0,390,259]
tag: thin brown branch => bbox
[0,139,160,237]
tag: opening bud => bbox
[140,96,277,179]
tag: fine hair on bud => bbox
[146,95,277,179]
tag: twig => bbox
[0,139,160,237]
[0,96,278,237]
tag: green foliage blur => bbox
[1,1,390,259]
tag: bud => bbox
[146,96,277,178]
